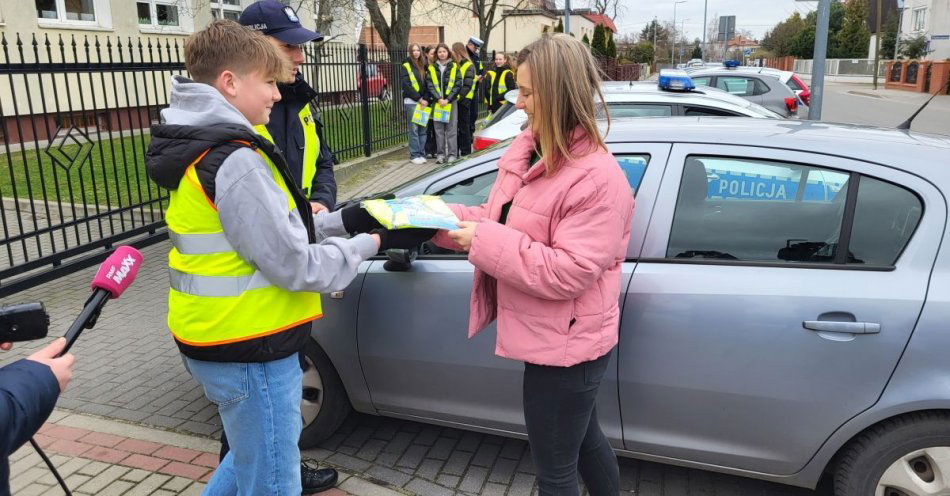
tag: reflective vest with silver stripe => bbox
[428,63,457,99]
[254,104,320,198]
[403,62,421,93]
[165,146,322,347]
[459,60,476,100]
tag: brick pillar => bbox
[928,61,950,95]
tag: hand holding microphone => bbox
[27,338,74,392]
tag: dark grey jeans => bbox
[523,350,620,495]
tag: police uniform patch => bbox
[284,6,299,23]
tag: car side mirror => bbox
[383,247,418,272]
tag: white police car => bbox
[472,71,783,151]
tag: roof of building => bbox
[582,13,617,33]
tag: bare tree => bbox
[588,0,624,21]
[363,0,414,54]
[428,0,532,50]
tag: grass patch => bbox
[0,103,409,207]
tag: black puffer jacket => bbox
[426,60,463,102]
[400,62,430,102]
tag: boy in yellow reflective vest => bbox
[146,20,428,495]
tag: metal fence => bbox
[0,33,408,297]
[792,58,889,77]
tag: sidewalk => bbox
[10,408,405,496]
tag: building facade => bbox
[897,0,950,60]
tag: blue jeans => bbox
[405,102,428,159]
[182,354,302,496]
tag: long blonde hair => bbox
[516,34,607,174]
[407,43,426,73]
[451,42,470,64]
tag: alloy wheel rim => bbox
[300,353,324,426]
[876,447,950,496]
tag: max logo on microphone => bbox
[104,255,137,285]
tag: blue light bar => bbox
[724,60,741,68]
[658,69,695,92]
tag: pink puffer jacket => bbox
[432,127,634,366]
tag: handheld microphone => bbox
[59,246,143,356]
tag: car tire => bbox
[298,338,351,449]
[834,411,950,496]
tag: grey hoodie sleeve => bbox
[215,148,377,293]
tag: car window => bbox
[716,76,757,96]
[667,156,852,262]
[607,104,673,118]
[484,102,516,128]
[439,171,498,206]
[848,176,922,265]
[692,76,712,87]
[786,77,804,92]
[438,153,650,207]
[752,78,771,95]
[684,106,739,117]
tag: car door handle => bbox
[803,321,881,334]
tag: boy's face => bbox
[217,70,281,126]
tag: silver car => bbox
[687,68,807,118]
[473,81,782,151]
[302,117,950,496]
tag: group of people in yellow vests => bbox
[400,36,517,164]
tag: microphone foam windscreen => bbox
[91,246,144,298]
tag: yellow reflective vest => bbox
[485,69,512,104]
[254,104,320,198]
[165,144,322,348]
[403,62,422,93]
[459,60,476,100]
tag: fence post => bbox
[358,43,372,157]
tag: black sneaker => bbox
[301,461,338,495]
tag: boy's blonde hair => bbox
[517,34,607,175]
[184,19,286,84]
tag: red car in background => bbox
[356,64,391,101]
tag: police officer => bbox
[465,36,485,139]
[235,1,339,492]
[241,0,337,214]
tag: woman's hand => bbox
[447,221,478,252]
[439,99,449,106]
[419,99,429,107]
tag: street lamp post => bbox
[672,0,686,65]
[701,0,708,61]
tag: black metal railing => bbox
[0,33,410,296]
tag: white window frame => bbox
[36,0,113,31]
[912,7,927,33]
[138,0,194,35]
[211,0,243,21]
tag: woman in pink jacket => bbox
[437,34,634,494]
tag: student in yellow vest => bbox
[426,43,462,163]
[451,42,477,156]
[485,51,516,114]
[146,20,428,495]
[401,44,431,164]
[424,46,438,159]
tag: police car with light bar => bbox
[471,73,783,152]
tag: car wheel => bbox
[298,338,351,449]
[834,412,950,496]
[379,85,391,101]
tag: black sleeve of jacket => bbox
[400,67,423,101]
[0,360,59,458]
[425,68,440,100]
[310,123,337,210]
[503,71,515,95]
[446,64,464,102]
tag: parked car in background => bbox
[687,64,807,118]
[299,116,950,496]
[473,76,783,151]
[716,65,812,106]
[356,63,390,100]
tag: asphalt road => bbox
[808,81,950,136]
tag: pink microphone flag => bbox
[91,246,144,298]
